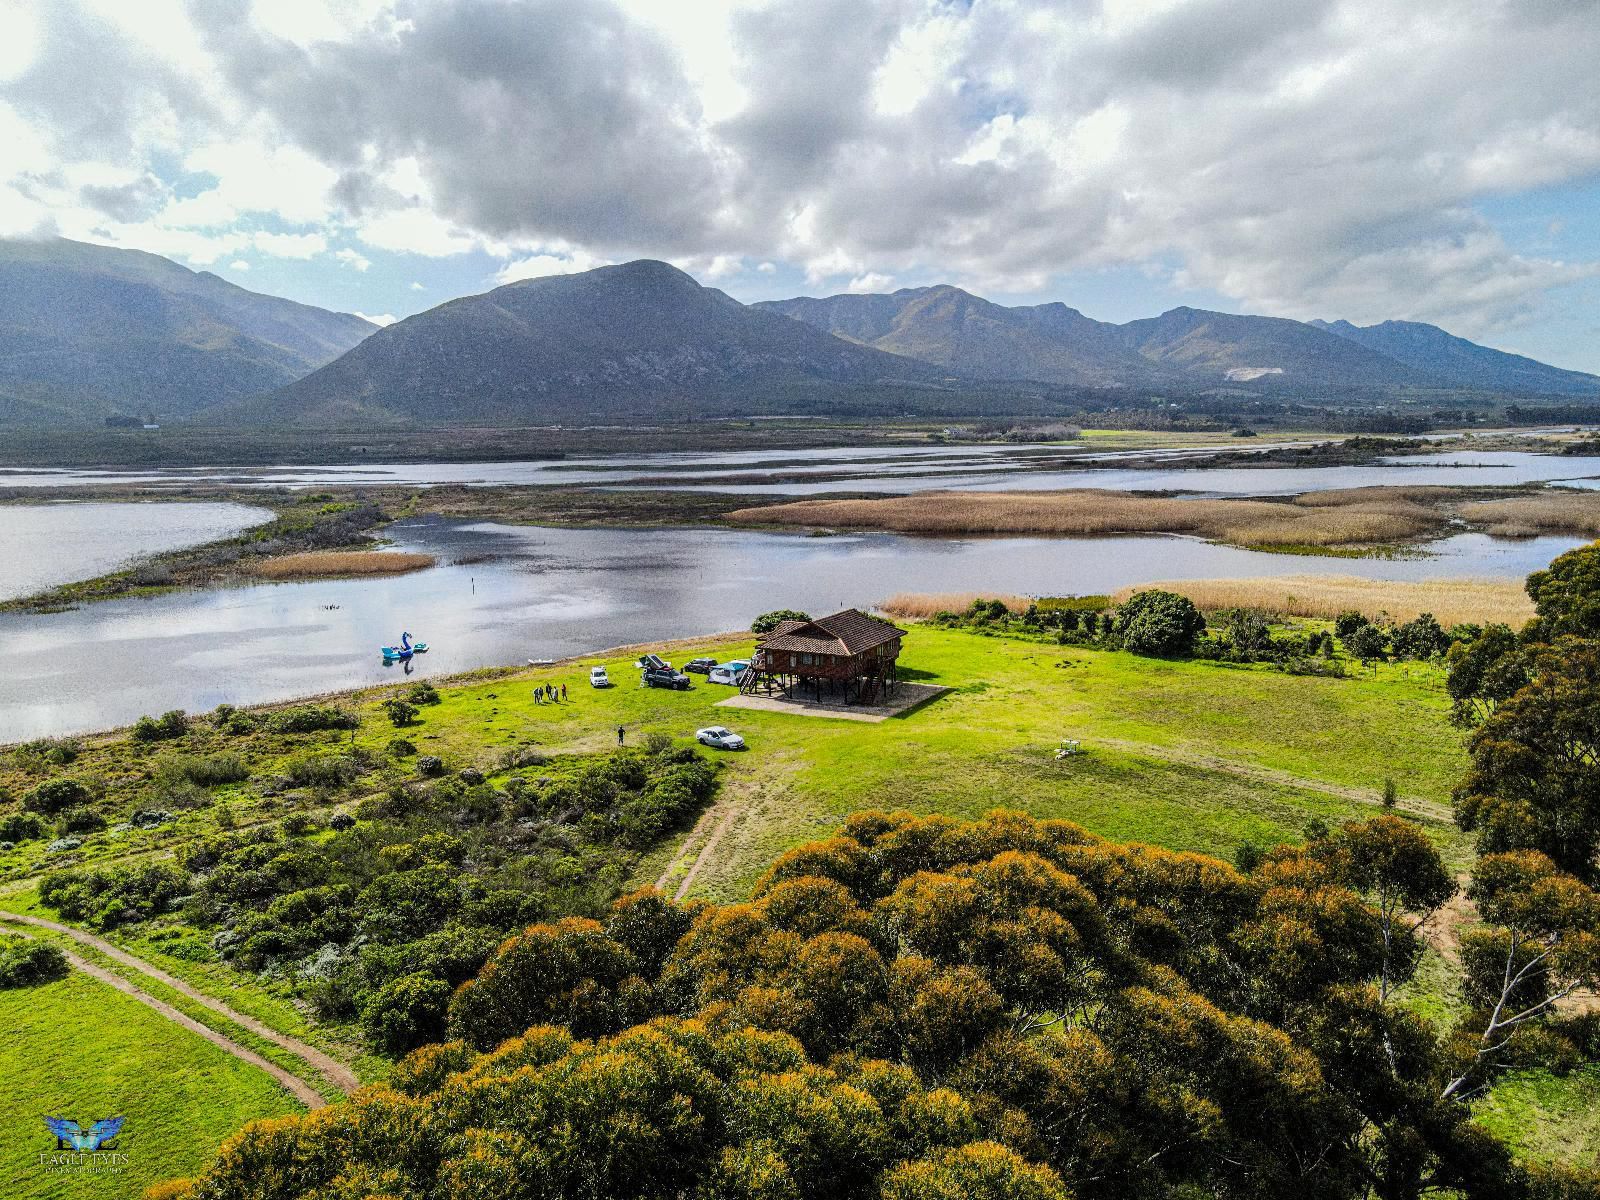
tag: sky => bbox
[2,0,1598,371]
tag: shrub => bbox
[283,754,362,791]
[1335,610,1370,638]
[1343,624,1391,664]
[156,752,251,789]
[0,939,68,988]
[0,813,47,842]
[416,756,444,777]
[1392,612,1450,660]
[23,777,92,814]
[40,862,190,928]
[58,808,107,835]
[406,682,441,706]
[1116,590,1207,657]
[388,738,417,758]
[131,710,189,742]
[265,706,359,734]
[752,608,810,633]
[1221,608,1272,652]
[361,971,454,1055]
[330,812,357,831]
[383,699,418,728]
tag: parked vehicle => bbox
[589,666,611,688]
[684,657,718,674]
[707,660,750,686]
[642,665,691,690]
[696,726,746,750]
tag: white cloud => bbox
[847,271,895,293]
[355,311,397,326]
[408,281,425,291]
[356,208,482,257]
[252,231,327,259]
[495,248,611,284]
[2,0,1598,361]
[228,258,249,270]
[335,247,371,271]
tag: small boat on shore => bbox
[527,657,556,667]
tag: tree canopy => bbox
[155,808,1596,1200]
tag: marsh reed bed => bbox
[252,551,437,579]
[1109,575,1533,627]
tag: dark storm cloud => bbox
[189,0,724,251]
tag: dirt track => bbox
[0,909,357,1103]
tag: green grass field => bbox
[370,626,1473,898]
[0,972,301,1199]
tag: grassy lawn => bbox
[0,971,301,1200]
[363,625,1471,898]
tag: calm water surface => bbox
[0,501,271,602]
[6,446,1600,496]
[0,517,1579,740]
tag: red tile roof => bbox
[756,608,905,656]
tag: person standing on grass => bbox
[562,683,568,701]
[617,725,625,745]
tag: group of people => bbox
[533,682,568,704]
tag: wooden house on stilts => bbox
[741,609,906,705]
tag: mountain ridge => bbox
[233,259,973,426]
[0,236,376,425]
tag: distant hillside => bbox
[764,290,1441,390]
[0,237,375,425]
[239,260,979,426]
[1312,319,1600,396]
[1116,307,1434,388]
[756,286,1171,387]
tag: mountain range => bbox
[0,237,374,425]
[758,287,1596,395]
[2,237,1596,427]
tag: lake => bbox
[0,501,271,602]
[0,516,1579,741]
[6,446,1600,497]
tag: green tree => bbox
[1343,623,1390,670]
[1445,623,1528,726]
[752,609,810,633]
[1526,541,1600,640]
[1116,590,1207,656]
[1444,851,1600,1100]
[1454,637,1600,881]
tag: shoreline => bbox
[0,628,754,750]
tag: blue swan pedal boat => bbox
[380,632,429,662]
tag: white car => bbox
[589,666,611,688]
[696,725,746,750]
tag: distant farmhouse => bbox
[742,609,905,705]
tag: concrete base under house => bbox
[715,682,950,723]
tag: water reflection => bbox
[0,517,1579,740]
[0,501,271,601]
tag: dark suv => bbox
[683,657,718,674]
[642,666,691,690]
